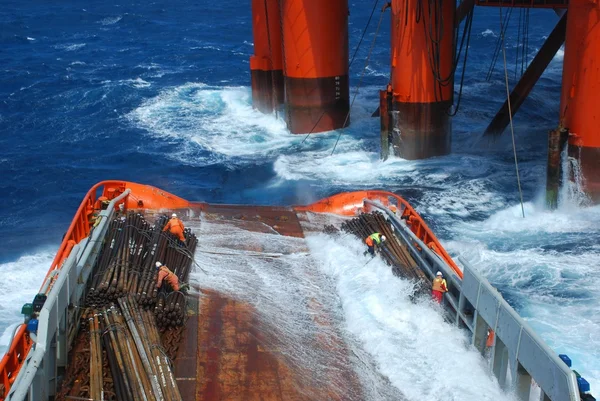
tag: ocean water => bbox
[1,0,598,396]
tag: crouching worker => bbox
[363,233,386,256]
[431,271,448,303]
[156,261,180,292]
[163,213,186,243]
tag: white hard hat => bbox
[436,271,443,276]
[172,213,177,218]
[155,261,162,268]
[381,235,386,241]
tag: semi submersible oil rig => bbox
[0,1,598,401]
[249,0,600,206]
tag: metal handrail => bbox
[6,190,130,401]
[363,198,581,401]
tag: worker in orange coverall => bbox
[155,261,180,292]
[163,213,185,242]
[431,271,448,303]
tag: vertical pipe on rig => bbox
[546,126,568,209]
[250,0,284,114]
[380,84,393,161]
[387,0,455,159]
[280,0,350,134]
[561,0,600,202]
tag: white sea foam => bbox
[273,150,417,184]
[128,83,300,166]
[0,251,54,357]
[99,15,122,25]
[55,43,86,51]
[188,219,404,399]
[26,37,35,41]
[124,77,151,88]
[188,217,515,400]
[447,237,600,393]
[306,234,516,401]
[445,195,600,392]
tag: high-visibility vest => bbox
[365,233,382,246]
[432,277,447,292]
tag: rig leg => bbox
[561,0,600,202]
[280,0,350,134]
[388,0,455,159]
[250,0,284,114]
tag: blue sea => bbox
[1,0,598,397]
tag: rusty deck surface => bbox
[172,205,363,401]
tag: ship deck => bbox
[150,205,369,401]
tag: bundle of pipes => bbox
[155,291,186,329]
[154,229,197,329]
[87,213,196,321]
[98,296,182,401]
[340,212,429,284]
[88,312,104,401]
[88,213,155,306]
[137,215,171,306]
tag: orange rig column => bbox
[383,0,455,159]
[250,0,284,114]
[561,0,600,202]
[280,0,350,134]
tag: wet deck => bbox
[171,204,363,401]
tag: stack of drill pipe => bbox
[88,312,104,401]
[88,213,154,307]
[87,212,196,323]
[371,212,428,282]
[152,228,197,328]
[341,212,428,284]
[155,291,186,329]
[87,213,170,308]
[159,228,197,285]
[119,296,182,400]
[136,215,169,306]
[101,305,158,401]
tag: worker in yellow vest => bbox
[431,271,448,303]
[363,233,386,256]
